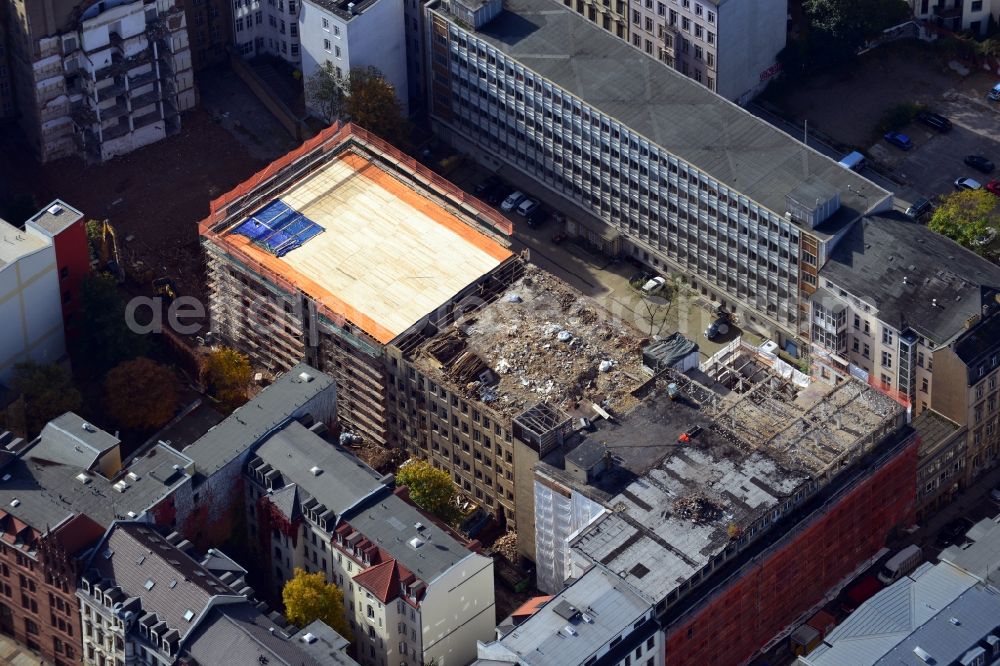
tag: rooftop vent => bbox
[913,646,933,663]
[298,372,313,383]
[113,480,129,492]
[144,579,155,591]
[9,498,19,507]
[301,632,317,644]
[76,473,91,485]
[1,474,10,482]
[563,626,578,637]
[414,522,425,531]
[47,204,64,216]
[949,617,961,626]
[126,511,137,518]
[408,537,425,550]
[82,422,95,433]
[309,466,322,476]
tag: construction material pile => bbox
[492,531,519,564]
[673,493,724,523]
[416,266,646,418]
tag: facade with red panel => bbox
[661,429,919,666]
[24,200,89,326]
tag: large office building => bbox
[201,123,515,447]
[479,339,917,665]
[4,0,195,162]
[424,0,890,351]
[571,0,787,102]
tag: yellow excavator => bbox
[99,220,125,284]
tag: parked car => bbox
[988,82,1000,101]
[936,517,975,548]
[704,318,730,340]
[474,175,503,195]
[500,190,525,212]
[964,155,995,174]
[525,208,549,228]
[987,180,1000,196]
[516,198,540,216]
[916,110,952,132]
[974,228,998,247]
[838,151,867,172]
[641,276,666,294]
[905,197,933,220]
[955,177,983,191]
[883,131,913,150]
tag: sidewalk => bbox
[0,634,46,666]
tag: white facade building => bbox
[231,0,303,63]
[0,217,66,383]
[910,0,1000,37]
[7,0,195,163]
[299,0,408,117]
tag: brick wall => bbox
[663,433,918,665]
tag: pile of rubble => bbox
[673,493,724,523]
[492,531,519,564]
[419,266,646,418]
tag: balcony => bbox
[97,80,126,102]
[932,3,963,20]
[130,88,161,110]
[98,98,129,120]
[128,69,157,89]
[134,110,162,129]
[103,121,131,141]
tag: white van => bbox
[877,545,923,585]
[838,151,867,172]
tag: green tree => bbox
[74,274,148,372]
[282,568,352,640]
[305,62,347,122]
[345,66,408,145]
[804,0,910,45]
[104,358,180,430]
[928,189,1000,253]
[9,362,83,437]
[204,347,252,411]
[395,458,456,518]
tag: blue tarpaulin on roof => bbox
[232,199,325,257]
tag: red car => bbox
[987,179,1000,196]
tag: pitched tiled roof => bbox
[352,559,401,604]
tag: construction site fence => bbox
[201,122,513,239]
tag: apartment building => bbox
[78,521,359,666]
[425,0,890,351]
[387,262,646,531]
[573,0,786,102]
[4,0,195,163]
[811,212,1000,483]
[176,0,230,70]
[298,0,407,117]
[244,416,496,666]
[475,565,663,666]
[230,0,302,63]
[0,441,103,666]
[201,123,514,447]
[0,201,88,382]
[910,0,1000,37]
[157,362,337,549]
[911,409,967,520]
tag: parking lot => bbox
[760,41,1000,208]
[443,154,763,359]
[871,88,1000,203]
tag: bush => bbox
[876,102,925,134]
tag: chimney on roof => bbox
[932,298,938,308]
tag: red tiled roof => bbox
[353,559,401,604]
[511,596,553,619]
